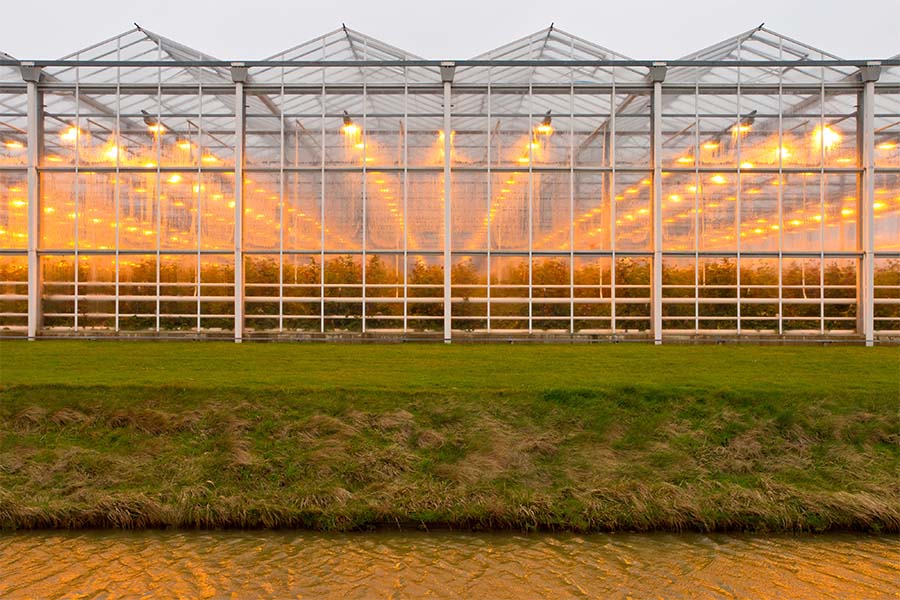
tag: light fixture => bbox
[536,110,553,135]
[4,140,24,149]
[702,138,720,150]
[142,111,165,134]
[341,111,359,136]
[730,110,756,136]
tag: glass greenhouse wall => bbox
[1,25,898,342]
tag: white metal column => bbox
[441,62,455,343]
[650,63,667,345]
[22,64,41,339]
[859,63,880,347]
[232,64,248,342]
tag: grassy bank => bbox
[1,342,899,532]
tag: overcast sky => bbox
[3,0,897,60]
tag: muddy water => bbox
[1,531,898,599]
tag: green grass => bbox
[1,341,898,532]
[2,341,898,394]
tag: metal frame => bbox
[2,25,897,344]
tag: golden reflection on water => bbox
[1,531,898,599]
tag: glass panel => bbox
[615,256,650,332]
[662,256,696,332]
[614,172,651,251]
[874,258,900,332]
[244,172,280,251]
[740,257,779,333]
[532,256,570,331]
[245,254,281,332]
[782,173,822,252]
[451,255,487,332]
[573,172,610,250]
[77,254,115,330]
[118,255,157,331]
[159,254,198,333]
[874,172,900,251]
[532,172,570,252]
[41,255,75,329]
[782,258,822,332]
[0,255,28,331]
[407,254,443,332]
[407,171,443,252]
[662,172,696,251]
[366,171,404,251]
[573,256,612,332]
[283,254,321,332]
[0,171,28,249]
[199,254,233,332]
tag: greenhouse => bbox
[0,24,898,343]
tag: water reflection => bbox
[1,531,898,599]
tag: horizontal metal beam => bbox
[2,59,898,68]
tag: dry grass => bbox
[1,382,898,533]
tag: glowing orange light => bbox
[877,142,897,150]
[60,126,80,142]
[177,140,192,150]
[676,156,694,164]
[874,201,887,211]
[775,146,791,159]
[147,124,165,134]
[4,140,24,149]
[536,123,554,135]
[702,141,720,150]
[731,124,751,135]
[104,145,121,161]
[201,154,219,164]
[812,125,840,151]
[740,162,754,169]
[841,208,854,216]
[341,119,360,136]
[167,174,182,184]
[517,156,530,164]
[710,174,727,184]
[668,194,681,203]
[354,142,365,150]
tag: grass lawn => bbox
[1,341,898,532]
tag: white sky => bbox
[3,0,898,60]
